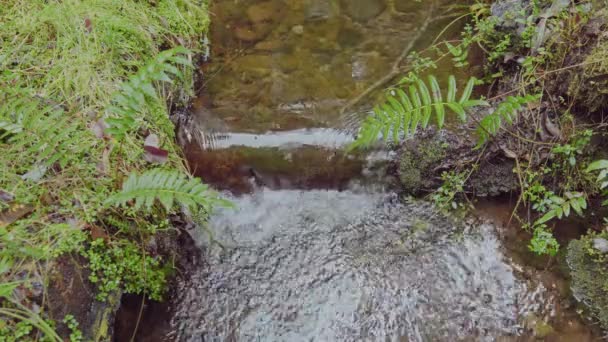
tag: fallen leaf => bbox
[87,224,109,241]
[84,17,92,33]
[90,118,108,139]
[144,146,169,164]
[0,204,34,228]
[144,133,160,148]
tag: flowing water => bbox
[150,0,600,340]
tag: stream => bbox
[133,0,600,340]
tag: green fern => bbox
[106,169,229,212]
[352,75,488,149]
[0,91,87,168]
[105,47,193,140]
[476,93,541,147]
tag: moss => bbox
[398,136,447,193]
[566,237,608,330]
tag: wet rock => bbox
[593,238,608,253]
[231,54,275,77]
[491,0,528,33]
[567,238,608,330]
[234,26,264,42]
[341,0,386,22]
[468,159,519,197]
[399,132,448,194]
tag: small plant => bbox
[432,171,467,211]
[586,159,608,205]
[83,239,167,301]
[529,224,560,256]
[62,315,82,342]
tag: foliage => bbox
[534,191,587,226]
[0,0,212,338]
[106,169,229,213]
[586,159,608,205]
[432,171,467,211]
[83,239,167,302]
[529,225,560,256]
[62,315,82,342]
[476,94,541,147]
[352,75,487,149]
[105,47,193,141]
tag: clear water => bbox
[161,0,597,340]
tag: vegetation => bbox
[352,0,608,330]
[0,0,219,339]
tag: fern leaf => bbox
[352,75,487,149]
[105,47,193,140]
[475,93,541,148]
[1,90,88,168]
[429,76,445,127]
[106,169,229,212]
[417,79,433,127]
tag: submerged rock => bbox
[305,0,339,21]
[247,0,284,23]
[341,0,386,22]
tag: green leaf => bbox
[0,281,19,299]
[459,77,475,104]
[447,75,457,102]
[587,160,608,172]
[106,169,230,213]
[429,75,445,128]
[536,210,556,225]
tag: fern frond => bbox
[0,90,87,168]
[106,169,229,212]
[105,47,193,140]
[475,94,541,147]
[352,75,488,149]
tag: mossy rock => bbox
[398,133,447,194]
[567,238,608,330]
[568,20,608,112]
